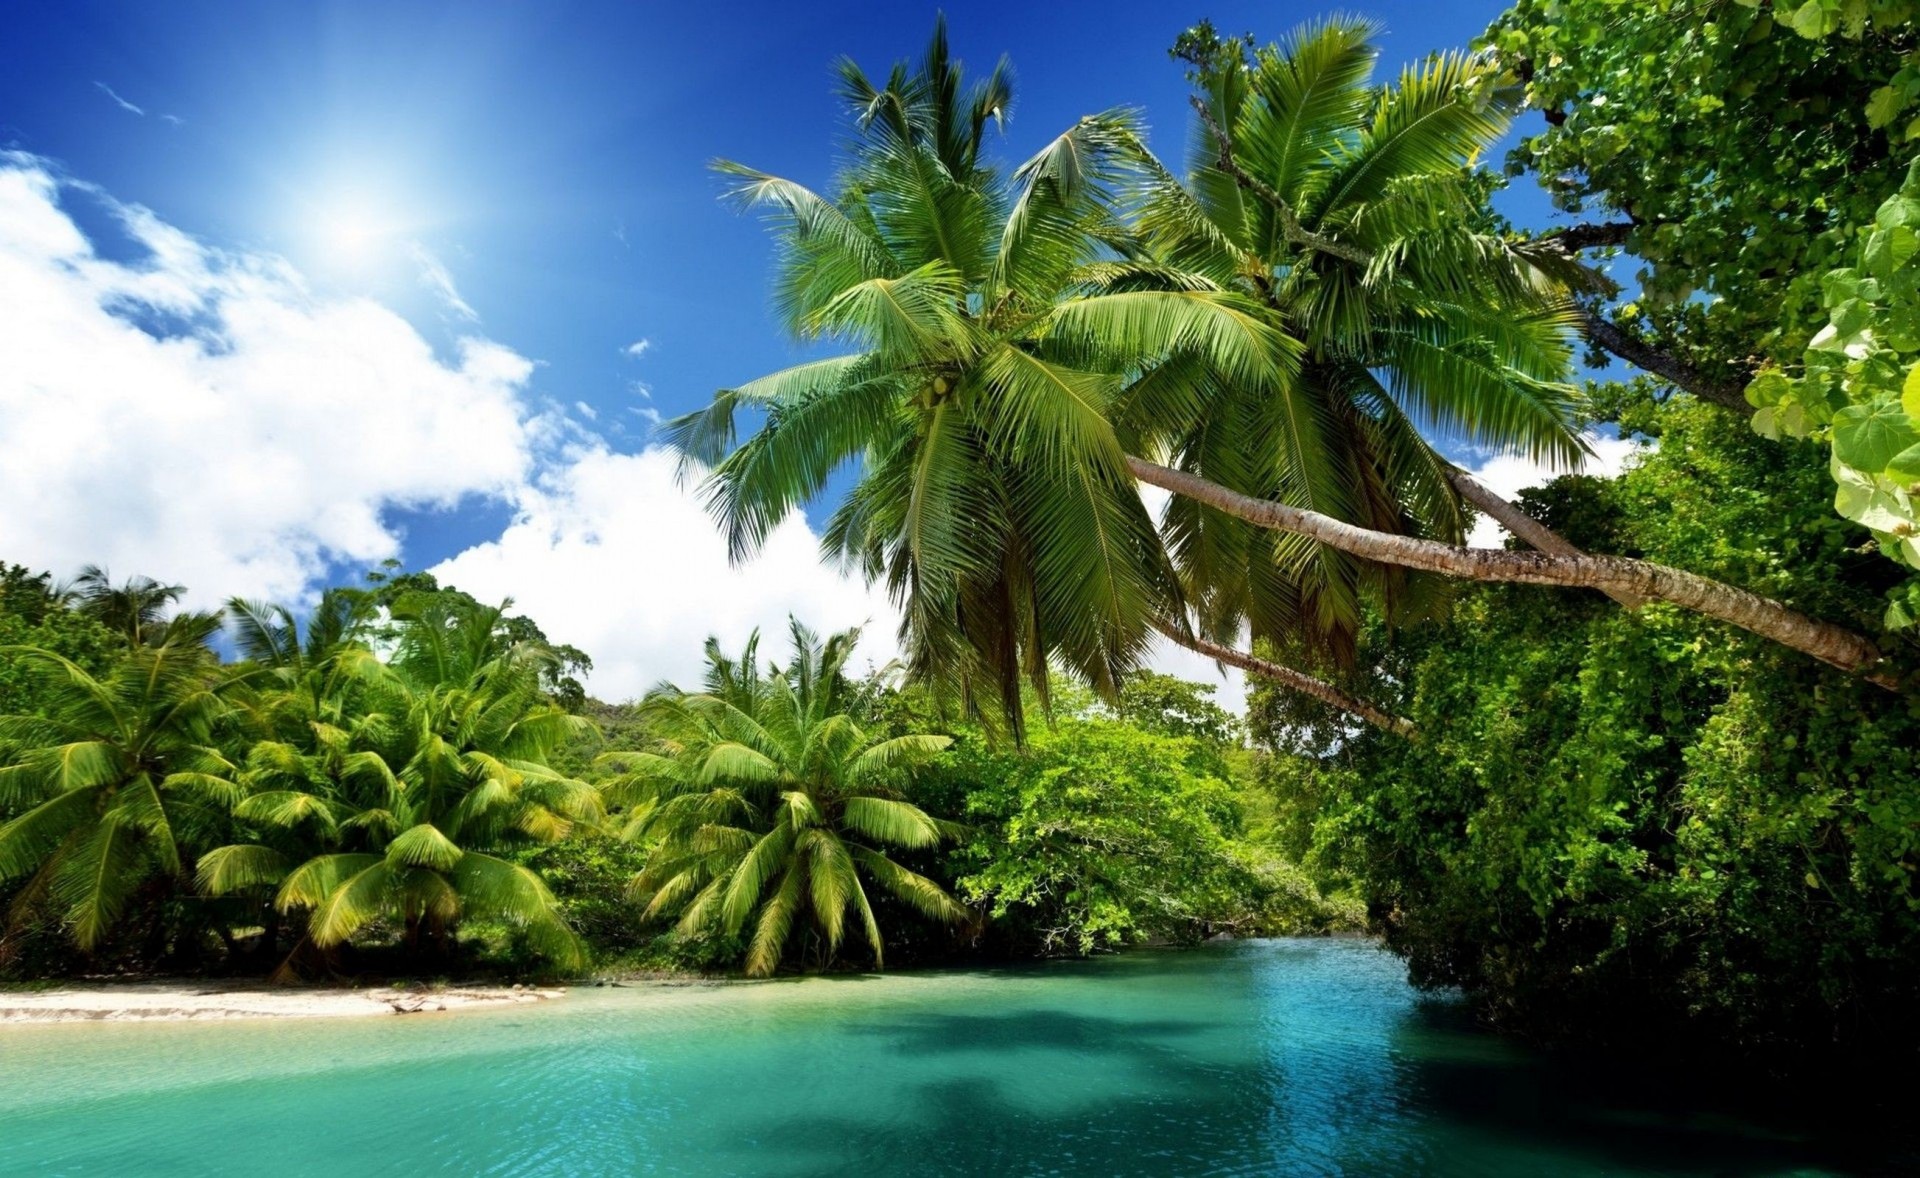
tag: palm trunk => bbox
[1128,457,1893,688]
[1151,618,1416,739]
[1442,467,1648,610]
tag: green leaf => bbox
[1832,401,1920,472]
[1745,368,1790,409]
[1864,226,1920,279]
[1786,0,1838,39]
[1867,86,1905,130]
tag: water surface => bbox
[0,939,1890,1175]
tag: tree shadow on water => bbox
[844,1007,1217,1058]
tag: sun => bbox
[315,202,395,270]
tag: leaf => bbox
[1863,225,1918,279]
[1745,368,1791,409]
[1887,442,1920,484]
[385,824,464,871]
[196,844,292,895]
[1834,469,1914,532]
[1786,1,1837,39]
[1902,362,1920,419]
[1867,86,1904,130]
[1832,401,1920,472]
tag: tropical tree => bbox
[608,621,967,976]
[669,19,1238,735]
[0,620,244,950]
[61,565,218,649]
[199,600,598,970]
[1119,17,1592,659]
[1120,19,1888,682]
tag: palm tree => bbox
[1106,17,1596,660]
[669,18,1345,732]
[0,627,244,950]
[680,19,1890,706]
[608,620,966,976]
[199,599,599,970]
[61,565,218,648]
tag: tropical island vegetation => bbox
[6,0,1920,1092]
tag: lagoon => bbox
[0,939,1885,1176]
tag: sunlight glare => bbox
[315,201,396,271]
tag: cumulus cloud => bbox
[0,154,540,609]
[431,447,899,702]
[623,339,650,358]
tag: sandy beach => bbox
[0,981,566,1023]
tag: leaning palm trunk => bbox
[1442,468,1648,611]
[1129,458,1892,687]
[1150,617,1415,737]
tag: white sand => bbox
[0,981,566,1023]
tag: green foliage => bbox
[0,565,117,718]
[1762,1,1920,135]
[1484,0,1915,384]
[1109,670,1239,751]
[1252,395,1920,1066]
[925,672,1352,955]
[0,633,242,951]
[1745,161,1920,617]
[201,596,599,971]
[947,717,1249,953]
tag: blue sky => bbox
[0,1,1608,701]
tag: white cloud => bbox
[623,339,650,358]
[94,82,144,116]
[1460,433,1643,547]
[0,154,541,610]
[574,401,598,421]
[431,447,899,702]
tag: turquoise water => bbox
[0,939,1890,1176]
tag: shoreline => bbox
[0,981,567,1024]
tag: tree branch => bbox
[1150,617,1416,739]
[1128,456,1893,688]
[1575,307,1755,415]
[1528,225,1756,414]
[1537,222,1635,251]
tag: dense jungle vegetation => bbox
[0,562,1326,981]
[6,1,1920,1082]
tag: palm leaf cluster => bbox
[605,620,965,976]
[670,20,1311,734]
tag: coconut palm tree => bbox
[608,620,965,976]
[199,601,599,970]
[670,19,1339,733]
[0,626,245,950]
[1096,17,1593,659]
